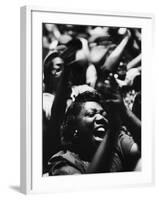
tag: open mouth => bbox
[93,126,107,142]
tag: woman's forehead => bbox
[52,57,64,65]
[80,101,103,111]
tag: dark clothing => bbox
[132,92,141,120]
[48,130,138,175]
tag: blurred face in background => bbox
[51,57,64,79]
[44,56,64,93]
[47,56,64,92]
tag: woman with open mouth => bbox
[44,32,141,176]
[48,87,141,175]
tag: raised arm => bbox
[103,74,141,147]
[87,76,122,173]
[50,38,83,130]
[87,114,121,173]
[88,75,141,173]
[44,39,82,167]
[101,30,131,73]
[127,54,141,70]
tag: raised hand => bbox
[60,38,82,65]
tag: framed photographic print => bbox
[20,6,154,194]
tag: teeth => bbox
[94,127,106,141]
[96,127,105,132]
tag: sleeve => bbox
[49,157,82,175]
[118,131,135,157]
[48,151,87,175]
[118,129,141,171]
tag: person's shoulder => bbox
[115,127,140,171]
[48,150,77,164]
[48,150,89,175]
[118,126,135,156]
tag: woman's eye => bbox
[86,111,95,117]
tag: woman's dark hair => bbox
[61,90,103,146]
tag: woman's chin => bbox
[93,135,104,144]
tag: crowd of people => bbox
[42,23,141,175]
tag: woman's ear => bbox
[73,129,80,141]
[73,129,79,137]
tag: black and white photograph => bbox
[42,23,142,176]
[0,0,157,198]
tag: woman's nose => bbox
[95,113,106,123]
